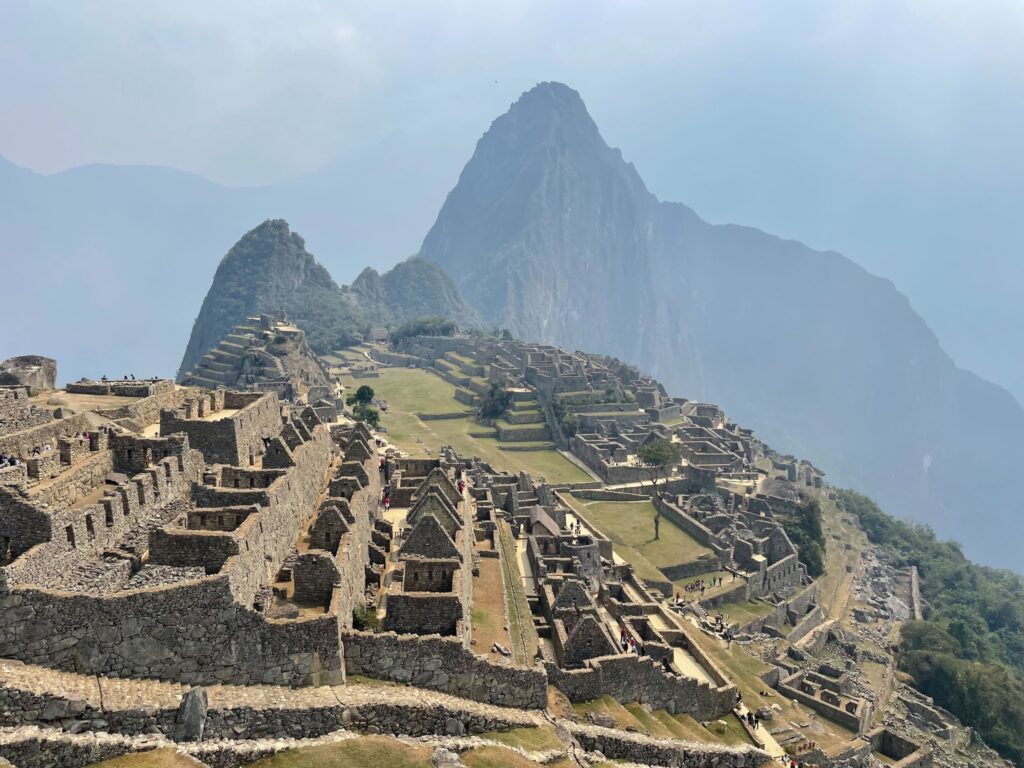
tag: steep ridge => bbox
[350,256,482,329]
[419,82,1024,571]
[178,219,367,378]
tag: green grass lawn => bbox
[244,736,431,768]
[717,600,777,624]
[482,726,563,752]
[565,498,714,582]
[340,368,590,484]
[86,751,200,768]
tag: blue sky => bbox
[3,0,1023,398]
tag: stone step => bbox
[210,347,243,363]
[189,375,226,390]
[199,358,236,374]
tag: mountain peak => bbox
[512,81,589,118]
[490,81,605,151]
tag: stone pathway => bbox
[734,702,785,759]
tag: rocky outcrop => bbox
[0,356,56,395]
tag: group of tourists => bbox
[618,629,643,656]
[0,455,20,468]
[674,574,726,602]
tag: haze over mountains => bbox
[419,82,1024,571]
[3,82,1023,571]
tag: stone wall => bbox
[160,392,280,467]
[1,447,200,590]
[383,591,464,636]
[0,424,344,687]
[0,575,343,686]
[342,631,548,709]
[0,389,50,437]
[569,722,767,768]
[546,652,736,722]
[92,386,189,427]
[0,412,93,460]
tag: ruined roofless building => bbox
[0,385,383,687]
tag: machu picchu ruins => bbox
[0,325,1009,768]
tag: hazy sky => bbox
[3,0,1023,395]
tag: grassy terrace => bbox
[717,599,777,624]
[471,538,517,662]
[497,520,540,664]
[337,367,590,484]
[571,695,754,748]
[565,498,714,583]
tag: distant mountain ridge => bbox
[350,257,482,329]
[419,82,1024,571]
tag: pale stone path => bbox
[734,702,785,759]
[646,612,714,686]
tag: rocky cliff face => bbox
[419,82,1024,571]
[178,219,366,378]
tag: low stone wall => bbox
[546,652,736,722]
[0,727,140,768]
[342,631,547,709]
[653,496,717,549]
[788,606,827,647]
[570,489,649,502]
[0,412,93,460]
[659,554,721,581]
[93,386,189,427]
[495,423,550,442]
[568,722,767,768]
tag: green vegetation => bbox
[352,402,380,427]
[390,316,459,345]
[551,397,579,437]
[352,605,379,632]
[565,498,712,583]
[86,750,200,768]
[497,521,539,664]
[636,438,682,539]
[479,380,513,419]
[482,726,563,752]
[838,489,1024,766]
[179,219,366,376]
[350,257,482,330]
[340,367,590,483]
[780,494,826,578]
[346,384,375,405]
[245,735,431,768]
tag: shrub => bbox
[353,605,380,632]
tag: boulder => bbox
[431,747,465,768]
[0,355,57,395]
[173,686,209,742]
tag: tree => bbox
[636,438,682,539]
[479,380,512,419]
[352,402,380,428]
[560,412,580,437]
[346,384,375,406]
